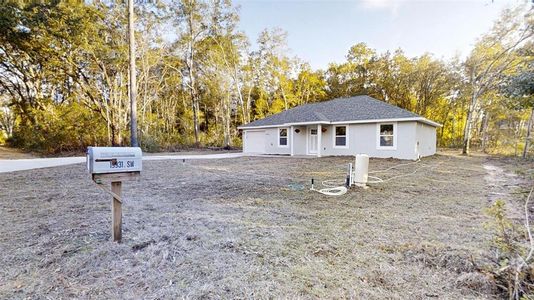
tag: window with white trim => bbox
[279,128,288,146]
[379,124,394,147]
[334,126,347,147]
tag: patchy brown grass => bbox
[0,146,36,159]
[0,153,530,298]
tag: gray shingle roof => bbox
[240,95,439,128]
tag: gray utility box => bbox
[86,147,142,174]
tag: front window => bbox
[379,124,394,147]
[279,128,288,146]
[335,126,347,147]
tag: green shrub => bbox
[11,102,107,154]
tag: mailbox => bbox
[86,147,142,174]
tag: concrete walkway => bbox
[0,152,248,173]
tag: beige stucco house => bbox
[238,96,440,160]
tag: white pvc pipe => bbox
[348,163,353,187]
[354,154,369,187]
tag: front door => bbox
[308,128,318,154]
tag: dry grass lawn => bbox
[0,152,530,299]
[0,146,35,160]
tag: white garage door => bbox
[244,130,265,153]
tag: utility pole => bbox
[128,0,138,147]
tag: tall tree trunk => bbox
[223,94,231,148]
[231,65,246,125]
[280,85,288,110]
[462,104,473,154]
[203,103,209,131]
[246,86,252,123]
[481,111,490,153]
[187,10,200,147]
[106,104,112,145]
[514,121,523,157]
[191,89,200,146]
[111,121,121,146]
[523,107,534,159]
[462,88,477,155]
[128,0,138,147]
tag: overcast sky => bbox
[234,0,523,70]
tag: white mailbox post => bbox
[87,147,142,242]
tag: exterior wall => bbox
[243,121,437,160]
[263,127,291,155]
[415,122,437,157]
[317,122,419,160]
[292,126,307,155]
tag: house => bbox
[238,95,441,160]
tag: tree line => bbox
[0,1,532,155]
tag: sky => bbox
[234,0,523,70]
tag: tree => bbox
[0,0,531,156]
[203,0,242,147]
[503,44,534,158]
[173,0,211,146]
[0,96,15,140]
[294,62,326,105]
[0,1,113,150]
[325,43,377,99]
[461,6,533,155]
[128,0,138,147]
[249,28,296,118]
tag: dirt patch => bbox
[0,153,526,298]
[482,156,534,223]
[0,146,36,159]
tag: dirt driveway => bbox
[0,153,529,298]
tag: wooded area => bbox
[0,1,532,155]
